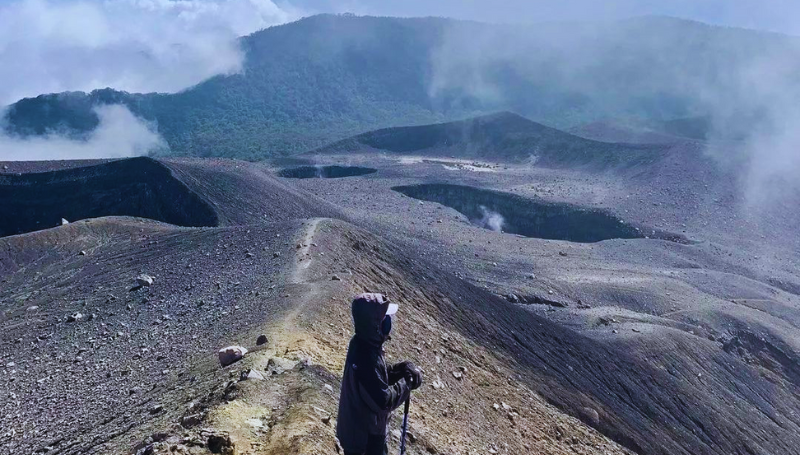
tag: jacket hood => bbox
[351,293,391,347]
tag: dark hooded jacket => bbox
[336,294,411,453]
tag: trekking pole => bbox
[399,396,411,455]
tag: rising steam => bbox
[475,205,505,232]
[428,17,800,210]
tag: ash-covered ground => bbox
[1,138,800,455]
[284,144,800,454]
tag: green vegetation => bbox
[4,14,800,159]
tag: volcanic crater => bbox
[0,157,218,237]
[393,183,678,243]
[277,165,377,179]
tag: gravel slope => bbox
[2,154,800,455]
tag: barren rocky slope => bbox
[3,151,800,454]
[283,147,800,455]
[1,158,634,455]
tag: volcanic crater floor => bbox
[2,155,800,455]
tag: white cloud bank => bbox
[0,0,297,161]
[0,0,297,106]
[0,105,165,161]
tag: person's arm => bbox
[355,356,410,413]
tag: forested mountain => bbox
[4,14,800,159]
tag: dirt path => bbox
[281,217,324,334]
[151,218,632,455]
[292,217,322,284]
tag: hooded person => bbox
[336,293,423,455]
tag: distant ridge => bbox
[312,112,666,169]
[5,13,799,159]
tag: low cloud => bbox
[428,18,800,211]
[696,41,800,210]
[0,104,165,161]
[0,0,297,106]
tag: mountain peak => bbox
[313,112,662,169]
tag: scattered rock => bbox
[136,274,155,287]
[431,378,444,389]
[558,251,568,257]
[323,384,334,394]
[505,294,519,303]
[206,432,235,454]
[218,346,248,367]
[266,357,297,375]
[273,251,281,258]
[256,334,268,346]
[246,418,264,428]
[27,306,39,312]
[78,250,87,256]
[181,414,202,428]
[331,275,342,281]
[580,407,601,426]
[61,218,69,225]
[452,371,463,380]
[149,405,163,415]
[66,312,83,323]
[239,369,264,381]
[245,252,254,258]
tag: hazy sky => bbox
[288,0,800,35]
[0,0,796,106]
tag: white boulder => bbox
[136,274,154,287]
